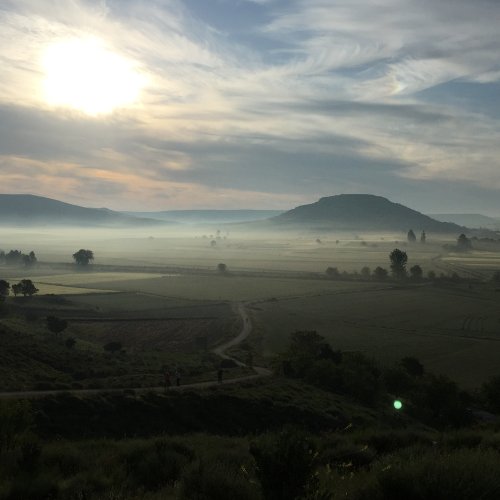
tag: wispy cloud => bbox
[0,0,500,211]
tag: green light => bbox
[393,400,403,410]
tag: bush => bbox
[250,427,316,500]
[0,401,33,453]
[179,460,259,500]
[360,448,500,500]
[124,438,194,490]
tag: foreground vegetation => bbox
[2,231,500,498]
[1,372,500,500]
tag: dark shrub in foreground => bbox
[250,427,316,500]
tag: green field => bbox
[250,282,500,388]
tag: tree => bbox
[210,240,217,248]
[72,249,94,266]
[0,280,9,299]
[23,251,37,268]
[104,341,122,353]
[407,229,416,243]
[409,264,423,280]
[389,248,408,279]
[325,267,340,279]
[11,283,22,297]
[427,270,436,281]
[482,375,500,413]
[216,263,227,274]
[65,338,76,349]
[46,316,68,335]
[456,234,472,252]
[420,231,426,244]
[19,280,38,297]
[361,266,371,279]
[373,266,388,280]
[5,250,22,266]
[400,356,424,377]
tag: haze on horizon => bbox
[1,0,500,214]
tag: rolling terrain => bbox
[268,194,466,232]
[0,194,167,227]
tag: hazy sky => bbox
[1,0,500,213]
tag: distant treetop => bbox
[73,249,94,266]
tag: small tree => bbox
[104,341,122,354]
[5,250,23,266]
[361,266,371,279]
[210,240,217,248]
[427,270,436,280]
[72,249,94,266]
[46,316,68,336]
[19,280,38,297]
[456,234,472,252]
[0,280,9,299]
[216,263,227,274]
[11,283,22,297]
[22,251,37,268]
[400,356,424,377]
[410,264,423,280]
[407,229,417,243]
[325,267,340,279]
[373,266,388,280]
[389,249,408,279]
[420,231,426,244]
[65,338,76,349]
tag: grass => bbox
[57,274,388,302]
[250,282,500,388]
[0,312,242,391]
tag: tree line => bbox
[0,250,37,267]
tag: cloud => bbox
[0,0,500,211]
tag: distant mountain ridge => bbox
[429,213,500,230]
[0,194,166,227]
[125,209,284,224]
[270,194,465,233]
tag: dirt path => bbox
[0,302,271,400]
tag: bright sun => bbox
[42,38,143,115]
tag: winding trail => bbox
[0,302,271,400]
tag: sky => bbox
[1,0,500,213]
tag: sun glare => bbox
[42,38,143,115]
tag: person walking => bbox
[164,370,171,392]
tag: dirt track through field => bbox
[0,302,271,400]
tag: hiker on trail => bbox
[164,370,171,392]
[175,369,181,387]
[217,368,224,384]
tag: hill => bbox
[269,194,465,233]
[0,194,167,227]
[430,213,500,230]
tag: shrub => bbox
[250,427,316,500]
[361,448,500,500]
[124,438,194,490]
[179,460,259,500]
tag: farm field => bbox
[3,230,500,391]
[37,273,392,302]
[0,227,451,273]
[250,282,500,388]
